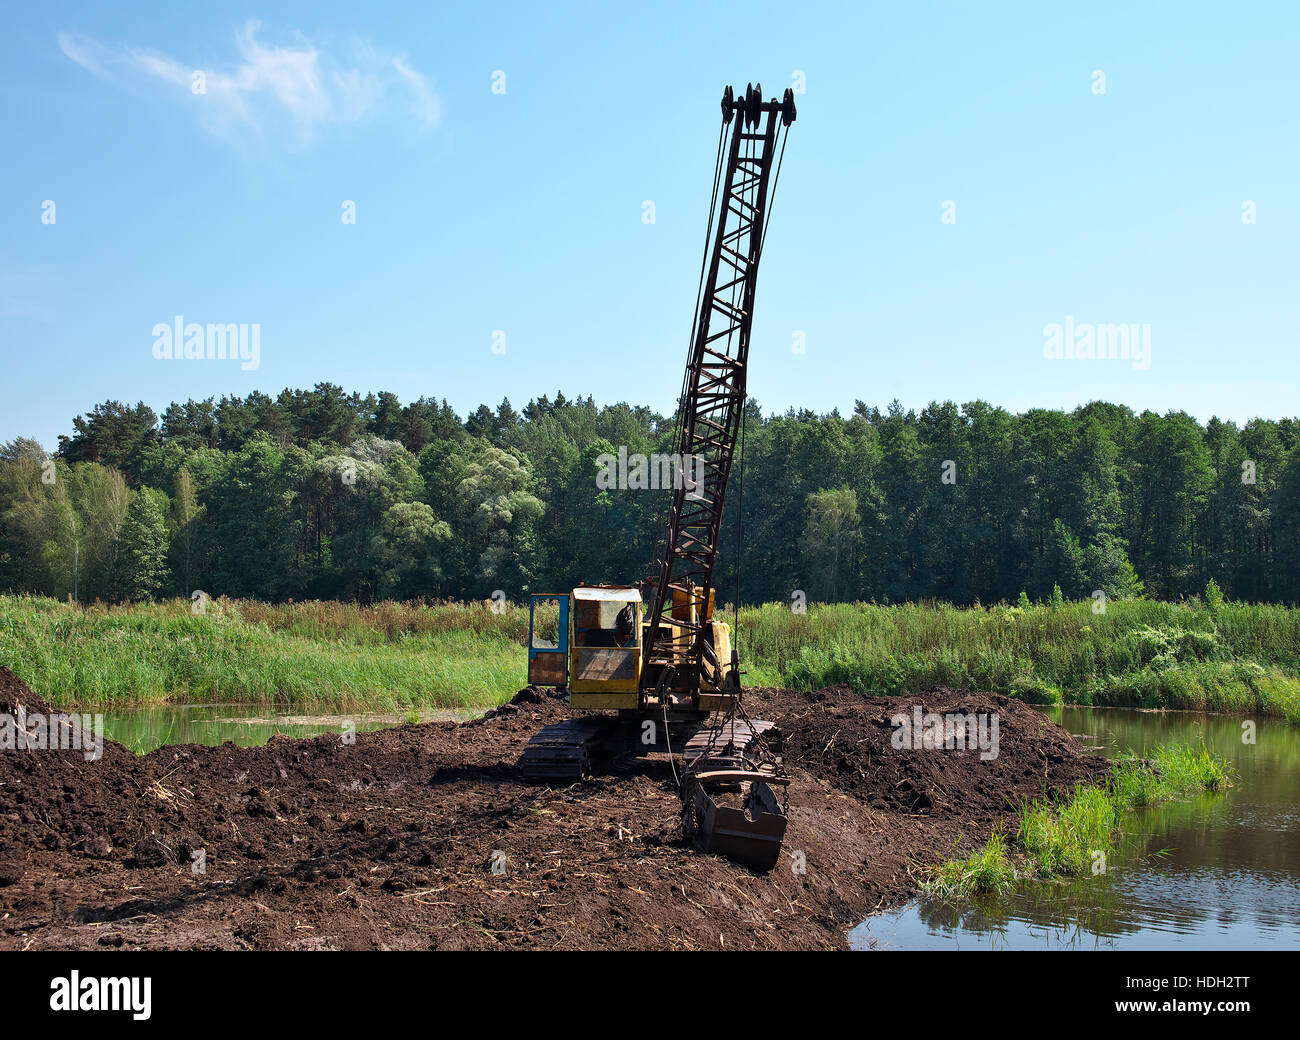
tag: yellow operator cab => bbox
[569,586,641,709]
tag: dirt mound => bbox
[472,684,569,723]
[0,666,54,716]
[755,685,1099,816]
[0,670,1104,950]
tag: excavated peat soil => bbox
[0,667,1104,950]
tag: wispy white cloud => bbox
[56,31,116,81]
[57,21,439,145]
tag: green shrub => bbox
[1206,578,1224,617]
[1009,673,1063,705]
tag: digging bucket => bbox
[687,770,789,872]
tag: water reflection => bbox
[102,704,472,752]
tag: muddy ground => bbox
[0,667,1104,950]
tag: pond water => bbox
[850,705,1300,950]
[102,704,472,752]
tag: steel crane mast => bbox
[642,84,796,696]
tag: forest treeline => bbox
[1,384,1298,606]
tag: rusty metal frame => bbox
[642,85,795,697]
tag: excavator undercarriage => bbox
[519,703,788,870]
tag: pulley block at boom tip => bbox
[721,84,797,126]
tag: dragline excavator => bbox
[519,84,796,870]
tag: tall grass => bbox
[2,594,1298,717]
[925,829,1018,899]
[737,600,1300,722]
[1017,784,1118,877]
[1108,741,1234,807]
[0,595,520,711]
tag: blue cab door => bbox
[527,594,569,687]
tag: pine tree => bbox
[117,491,171,601]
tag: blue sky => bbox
[2,1,1297,451]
